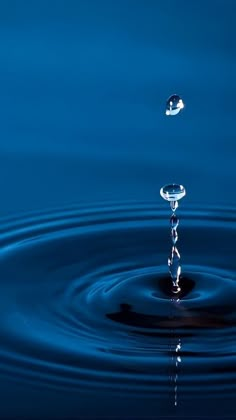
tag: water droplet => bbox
[165,94,184,116]
[170,201,178,212]
[168,247,181,284]
[170,214,179,229]
[176,343,181,351]
[160,184,186,202]
[171,228,178,245]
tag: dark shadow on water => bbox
[107,302,232,330]
[106,276,232,330]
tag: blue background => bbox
[0,0,235,216]
[0,1,235,419]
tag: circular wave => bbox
[0,202,235,398]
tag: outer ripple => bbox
[0,202,235,398]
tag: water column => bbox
[160,184,186,294]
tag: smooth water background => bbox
[0,1,235,419]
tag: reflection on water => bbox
[170,335,181,407]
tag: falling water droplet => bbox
[170,201,178,212]
[165,94,184,116]
[171,229,178,245]
[168,247,181,289]
[170,214,179,229]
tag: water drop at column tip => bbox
[165,94,184,116]
[160,184,186,294]
[160,184,186,203]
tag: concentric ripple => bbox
[0,202,235,400]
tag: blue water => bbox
[0,1,235,418]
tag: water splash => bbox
[160,184,186,294]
